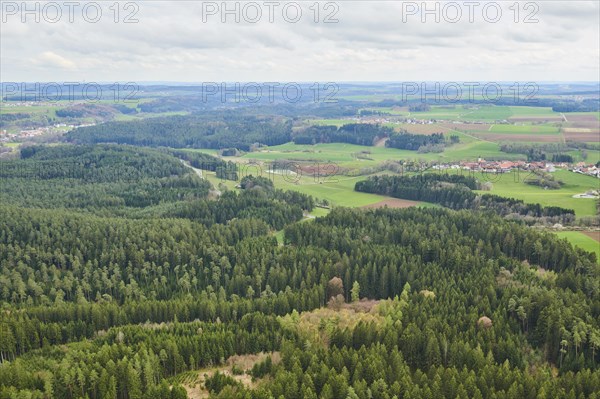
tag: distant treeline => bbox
[67,115,292,151]
[293,125,459,151]
[551,99,600,112]
[0,113,30,125]
[552,154,574,163]
[293,124,393,146]
[408,103,431,112]
[386,132,444,151]
[360,96,599,112]
[500,143,585,162]
[355,174,575,224]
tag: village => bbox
[0,123,96,144]
[432,158,600,178]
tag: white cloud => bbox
[1,1,598,82]
[34,51,77,70]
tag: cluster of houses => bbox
[431,159,600,178]
[0,127,52,143]
[572,162,600,178]
[1,123,94,144]
[347,116,439,125]
[432,159,557,174]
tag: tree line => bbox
[293,124,393,146]
[66,115,292,151]
[355,174,576,224]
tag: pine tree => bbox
[351,281,360,303]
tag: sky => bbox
[1,1,599,83]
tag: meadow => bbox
[203,168,394,207]
[487,124,561,134]
[357,105,566,122]
[555,231,600,260]
[240,140,526,168]
[196,142,598,218]
[309,105,578,144]
[473,169,598,217]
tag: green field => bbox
[474,169,599,217]
[239,140,523,168]
[352,104,568,122]
[487,124,561,134]
[555,231,600,260]
[507,106,563,118]
[199,141,597,217]
[566,149,600,164]
[440,140,524,161]
[354,105,565,123]
[204,169,391,207]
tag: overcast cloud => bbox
[1,0,599,82]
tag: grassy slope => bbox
[475,170,599,217]
[554,231,600,260]
[203,169,390,207]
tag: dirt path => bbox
[180,160,203,178]
[374,137,389,147]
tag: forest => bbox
[385,132,443,151]
[1,144,599,398]
[65,115,293,151]
[292,124,393,146]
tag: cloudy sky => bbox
[1,1,599,82]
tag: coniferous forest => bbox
[1,144,599,399]
[4,0,600,397]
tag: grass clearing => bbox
[174,352,280,399]
[474,169,599,217]
[555,231,600,260]
[279,301,384,347]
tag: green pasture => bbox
[566,149,600,165]
[554,231,600,260]
[487,124,561,134]
[352,105,569,123]
[203,168,393,207]
[474,169,598,217]
[507,106,563,118]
